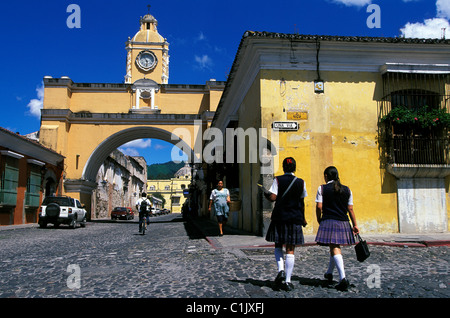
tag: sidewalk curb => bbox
[188,217,450,249]
[368,242,427,248]
[368,240,450,248]
[0,223,38,231]
[205,239,450,249]
[423,241,450,247]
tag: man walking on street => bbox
[136,192,152,233]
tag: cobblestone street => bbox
[0,214,448,307]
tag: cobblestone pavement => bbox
[0,213,448,302]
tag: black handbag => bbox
[355,233,370,262]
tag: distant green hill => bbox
[147,161,185,180]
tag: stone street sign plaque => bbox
[272,121,299,131]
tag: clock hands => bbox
[137,51,157,71]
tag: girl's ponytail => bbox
[324,166,343,193]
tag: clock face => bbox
[136,51,157,71]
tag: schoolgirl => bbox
[315,166,359,291]
[264,157,307,291]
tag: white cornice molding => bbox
[40,109,203,126]
[380,63,450,74]
[126,41,169,46]
[64,179,97,194]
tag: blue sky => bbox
[0,0,449,165]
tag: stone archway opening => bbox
[82,126,194,183]
[64,126,195,219]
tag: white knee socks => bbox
[275,248,295,283]
[333,254,345,281]
[285,254,295,283]
[274,247,284,271]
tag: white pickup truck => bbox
[39,196,87,229]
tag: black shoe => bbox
[335,278,349,291]
[274,270,286,286]
[324,273,333,283]
[282,282,295,291]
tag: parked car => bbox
[150,207,159,216]
[39,196,87,229]
[111,207,134,220]
[161,208,170,215]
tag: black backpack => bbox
[140,199,148,214]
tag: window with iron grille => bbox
[379,72,450,165]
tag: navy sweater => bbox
[321,182,351,221]
[271,174,305,225]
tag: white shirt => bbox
[136,197,152,211]
[315,180,353,205]
[209,188,230,201]
[269,173,308,198]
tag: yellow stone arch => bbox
[38,10,224,215]
[40,107,212,213]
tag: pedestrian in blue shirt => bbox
[208,181,230,236]
[315,166,359,291]
[264,157,307,291]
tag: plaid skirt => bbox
[265,221,304,245]
[315,219,355,246]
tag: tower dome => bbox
[174,163,192,178]
[140,13,157,25]
[132,12,164,43]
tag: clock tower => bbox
[125,9,169,84]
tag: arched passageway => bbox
[82,126,194,182]
[63,126,195,218]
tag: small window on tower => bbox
[146,23,150,30]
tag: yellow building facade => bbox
[147,162,192,213]
[39,11,224,217]
[210,32,450,235]
[147,178,191,213]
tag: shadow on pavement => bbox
[229,275,341,291]
[183,219,207,240]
